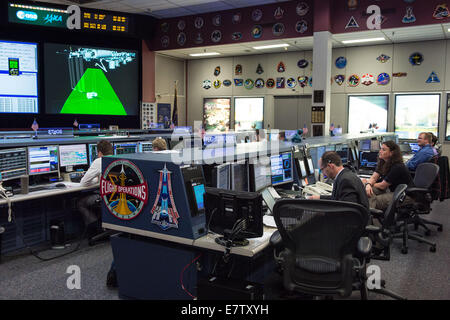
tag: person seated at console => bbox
[308,151,369,211]
[429,132,441,156]
[291,129,303,143]
[78,140,114,236]
[406,132,436,171]
[255,128,267,142]
[152,137,167,151]
[362,141,413,211]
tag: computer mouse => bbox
[55,183,67,188]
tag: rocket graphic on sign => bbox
[151,164,180,230]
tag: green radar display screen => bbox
[44,43,138,116]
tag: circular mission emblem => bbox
[100,160,148,220]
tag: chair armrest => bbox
[357,237,372,256]
[365,225,382,234]
[406,187,429,194]
[269,230,283,248]
[370,208,384,219]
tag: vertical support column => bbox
[312,31,332,136]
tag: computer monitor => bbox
[139,141,153,152]
[216,163,231,189]
[0,148,27,182]
[270,152,293,186]
[251,161,272,191]
[360,139,371,151]
[370,140,381,152]
[204,187,263,246]
[231,160,249,192]
[409,142,420,153]
[359,151,378,169]
[114,142,138,155]
[88,143,98,165]
[335,144,349,164]
[28,146,59,175]
[325,145,335,152]
[310,146,325,171]
[59,144,88,168]
[304,148,314,176]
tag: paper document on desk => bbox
[263,215,277,228]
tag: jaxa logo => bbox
[150,164,180,230]
[100,160,148,220]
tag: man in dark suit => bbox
[308,151,370,211]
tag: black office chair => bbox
[271,199,404,300]
[394,163,440,254]
[367,184,408,261]
[88,198,119,246]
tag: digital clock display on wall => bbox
[8,2,130,34]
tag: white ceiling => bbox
[33,0,290,18]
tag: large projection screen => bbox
[395,94,439,139]
[348,95,388,134]
[234,97,264,130]
[203,98,231,132]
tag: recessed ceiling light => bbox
[253,43,290,50]
[189,52,220,57]
[341,37,385,44]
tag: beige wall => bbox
[154,54,186,125]
[153,39,450,154]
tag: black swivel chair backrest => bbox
[272,199,368,297]
[413,163,440,189]
[382,184,408,228]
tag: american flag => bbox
[31,119,39,131]
[330,123,335,131]
[303,123,308,135]
[73,119,79,127]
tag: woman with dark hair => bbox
[361,140,413,210]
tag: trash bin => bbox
[50,221,65,250]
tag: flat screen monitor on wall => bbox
[234,97,264,131]
[203,98,231,132]
[0,40,38,114]
[44,43,139,116]
[395,94,440,140]
[348,95,388,134]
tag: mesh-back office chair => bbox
[272,199,404,300]
[368,184,408,261]
[394,163,440,254]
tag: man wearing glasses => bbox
[308,151,369,211]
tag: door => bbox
[274,95,312,130]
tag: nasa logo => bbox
[100,160,148,220]
[150,164,180,230]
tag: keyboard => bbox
[29,186,49,192]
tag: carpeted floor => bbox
[0,199,448,300]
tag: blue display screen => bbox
[193,183,206,210]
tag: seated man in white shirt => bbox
[78,140,113,237]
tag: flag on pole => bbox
[302,123,308,135]
[172,80,178,126]
[31,119,39,131]
[73,119,79,127]
[330,123,335,136]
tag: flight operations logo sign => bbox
[100,160,148,220]
[151,164,180,231]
